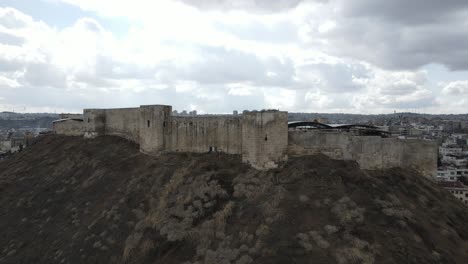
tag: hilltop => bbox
[0,135,467,264]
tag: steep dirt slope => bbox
[0,135,467,264]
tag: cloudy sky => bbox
[1,0,468,114]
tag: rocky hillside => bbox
[0,135,467,264]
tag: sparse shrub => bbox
[309,231,330,249]
[239,244,249,252]
[417,195,429,206]
[374,194,414,222]
[331,197,365,225]
[382,208,413,219]
[299,195,310,203]
[259,186,286,223]
[213,201,235,235]
[203,246,241,264]
[334,247,375,264]
[313,200,322,208]
[248,240,263,256]
[255,224,270,238]
[235,255,253,264]
[324,225,339,235]
[139,239,155,256]
[123,232,142,262]
[238,231,255,249]
[296,232,313,251]
[233,172,270,200]
[334,234,376,264]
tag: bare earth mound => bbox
[0,135,467,264]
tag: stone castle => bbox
[53,104,437,176]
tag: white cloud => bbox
[1,1,468,114]
[0,75,20,88]
[442,81,468,95]
[0,7,33,29]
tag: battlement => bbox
[53,104,437,175]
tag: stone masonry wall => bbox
[79,106,288,170]
[57,105,437,174]
[164,116,242,155]
[139,105,172,155]
[288,130,437,177]
[104,108,141,142]
[401,140,438,178]
[83,109,106,138]
[242,111,288,170]
[53,119,85,136]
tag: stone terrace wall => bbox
[288,130,437,177]
[164,116,242,155]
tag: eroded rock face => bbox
[0,135,467,264]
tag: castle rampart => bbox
[288,130,437,177]
[54,104,437,175]
[53,119,85,136]
[164,115,243,155]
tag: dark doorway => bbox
[209,146,217,152]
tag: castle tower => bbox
[241,110,288,170]
[139,105,172,155]
[83,109,106,138]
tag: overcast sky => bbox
[1,0,468,114]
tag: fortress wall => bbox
[103,108,141,142]
[59,113,83,119]
[53,119,85,136]
[66,105,437,174]
[348,137,402,170]
[288,131,351,159]
[164,116,242,155]
[242,111,288,170]
[139,105,172,155]
[401,140,438,177]
[288,130,437,177]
